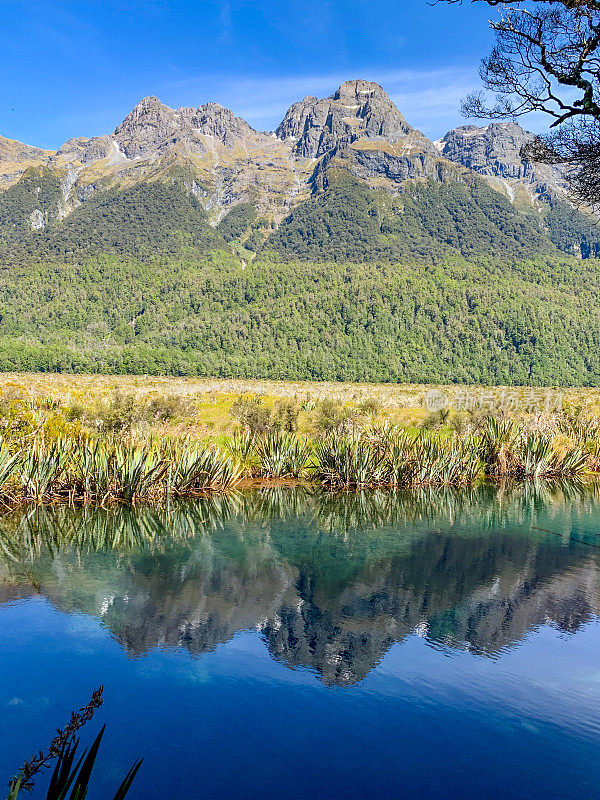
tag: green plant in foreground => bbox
[7,728,141,800]
[6,688,141,800]
[0,442,21,497]
[19,439,68,503]
[314,431,387,487]
[167,440,242,492]
[225,430,257,473]
[113,443,167,502]
[313,427,482,488]
[479,417,519,476]
[69,439,115,501]
[0,414,591,505]
[477,418,590,479]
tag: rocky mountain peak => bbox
[114,96,177,130]
[0,79,575,228]
[177,102,259,146]
[333,79,387,103]
[113,96,182,159]
[438,121,535,180]
[438,120,567,202]
[276,79,425,159]
[110,96,266,158]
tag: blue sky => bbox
[0,0,547,149]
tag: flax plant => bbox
[19,439,68,503]
[113,443,167,503]
[167,440,242,493]
[254,430,313,478]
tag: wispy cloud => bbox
[217,1,233,45]
[160,66,553,139]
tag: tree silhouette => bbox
[441,0,600,209]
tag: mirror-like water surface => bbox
[1,485,599,799]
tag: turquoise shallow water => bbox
[1,485,599,799]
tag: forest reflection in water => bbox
[1,481,599,687]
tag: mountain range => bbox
[0,78,597,257]
[0,80,600,383]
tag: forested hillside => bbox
[0,251,599,385]
[1,168,589,265]
[1,78,600,386]
[0,172,223,261]
[266,171,554,262]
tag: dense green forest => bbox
[266,171,555,262]
[544,201,600,259]
[2,167,599,264]
[1,169,600,385]
[0,168,224,261]
[0,251,599,384]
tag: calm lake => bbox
[1,485,599,799]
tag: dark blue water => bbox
[1,486,599,799]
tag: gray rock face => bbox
[437,122,534,180]
[29,208,45,230]
[0,80,573,221]
[336,144,462,187]
[112,96,268,159]
[28,94,294,221]
[437,122,567,201]
[276,79,436,159]
[53,135,114,165]
[177,102,259,147]
[113,96,184,159]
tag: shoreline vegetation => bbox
[0,421,590,509]
[0,372,597,506]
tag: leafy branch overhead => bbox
[440,0,600,209]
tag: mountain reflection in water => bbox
[1,483,599,687]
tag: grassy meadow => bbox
[0,371,595,505]
[3,372,600,439]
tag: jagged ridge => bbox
[0,79,597,259]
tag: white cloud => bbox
[159,66,553,139]
[162,68,481,137]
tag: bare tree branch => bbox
[439,0,600,208]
